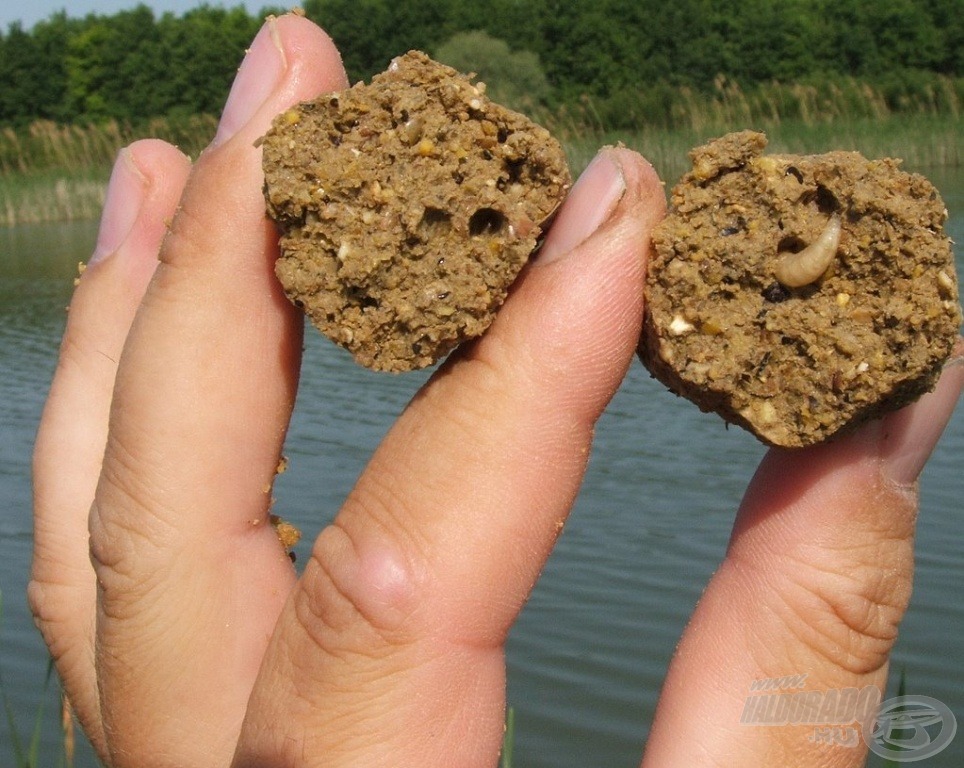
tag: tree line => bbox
[1,0,961,130]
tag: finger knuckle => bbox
[26,578,83,668]
[88,458,179,615]
[294,516,425,660]
[26,577,55,636]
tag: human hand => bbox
[30,14,964,768]
[642,336,964,765]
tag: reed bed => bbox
[668,74,960,131]
[549,75,962,182]
[0,115,218,176]
[0,75,961,226]
[0,170,108,227]
[0,115,217,227]
[564,114,963,185]
[546,74,961,135]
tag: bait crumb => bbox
[262,51,570,372]
[640,130,962,448]
[270,514,301,555]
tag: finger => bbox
[87,16,348,768]
[30,139,191,753]
[643,340,964,767]
[234,148,667,766]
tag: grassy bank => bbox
[0,111,961,227]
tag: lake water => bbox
[1,167,962,766]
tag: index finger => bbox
[86,15,349,767]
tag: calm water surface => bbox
[1,168,962,766]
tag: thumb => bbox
[235,147,666,767]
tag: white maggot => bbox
[774,214,842,288]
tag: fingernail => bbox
[537,150,626,264]
[89,148,148,265]
[879,342,964,485]
[214,17,286,145]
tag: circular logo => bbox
[863,695,957,762]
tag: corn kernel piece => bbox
[669,315,695,336]
[937,270,955,298]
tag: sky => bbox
[0,0,273,32]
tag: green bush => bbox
[433,30,550,114]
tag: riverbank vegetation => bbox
[2,104,960,228]
[1,0,961,225]
[0,116,217,226]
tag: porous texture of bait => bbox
[641,130,962,447]
[262,51,571,372]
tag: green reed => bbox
[500,705,516,768]
[0,591,73,768]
